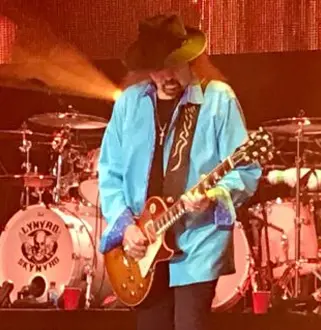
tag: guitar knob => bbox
[129,275,135,281]
[139,283,144,289]
[130,291,136,296]
[121,283,127,289]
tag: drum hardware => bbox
[292,120,310,297]
[0,126,55,207]
[50,125,73,204]
[83,263,94,309]
[263,115,321,298]
[19,124,33,208]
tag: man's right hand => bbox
[123,224,147,260]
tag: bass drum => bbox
[0,203,110,303]
[212,222,252,311]
[259,198,319,278]
[78,148,100,207]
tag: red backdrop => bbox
[0,0,321,63]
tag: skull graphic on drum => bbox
[20,229,60,265]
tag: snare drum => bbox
[79,148,100,207]
[0,203,110,303]
[212,222,252,311]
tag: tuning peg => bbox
[268,152,274,161]
[260,146,267,153]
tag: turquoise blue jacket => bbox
[98,80,261,286]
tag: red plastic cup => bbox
[63,287,82,310]
[252,291,271,314]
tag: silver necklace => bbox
[155,96,180,146]
[155,111,167,146]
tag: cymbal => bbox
[0,173,55,188]
[28,112,107,130]
[263,117,321,136]
[0,129,51,141]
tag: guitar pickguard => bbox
[138,219,163,278]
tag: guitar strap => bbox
[162,102,201,202]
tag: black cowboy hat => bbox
[125,14,206,71]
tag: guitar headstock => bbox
[235,127,274,165]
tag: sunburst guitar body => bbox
[104,197,175,306]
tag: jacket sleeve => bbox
[215,90,262,208]
[209,89,262,228]
[98,94,134,253]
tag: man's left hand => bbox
[181,189,211,213]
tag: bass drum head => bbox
[212,223,251,311]
[0,204,110,303]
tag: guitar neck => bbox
[154,156,236,235]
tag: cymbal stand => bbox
[273,120,307,299]
[293,122,303,297]
[278,121,304,298]
[19,126,32,207]
[51,125,71,204]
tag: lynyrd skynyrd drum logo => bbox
[17,219,61,272]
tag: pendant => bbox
[159,130,165,146]
[159,123,167,146]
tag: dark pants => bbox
[136,262,217,330]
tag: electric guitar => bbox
[103,127,273,306]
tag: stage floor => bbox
[1,309,321,330]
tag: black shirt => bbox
[146,97,178,198]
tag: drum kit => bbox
[0,111,321,311]
[214,116,321,311]
[0,110,109,308]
